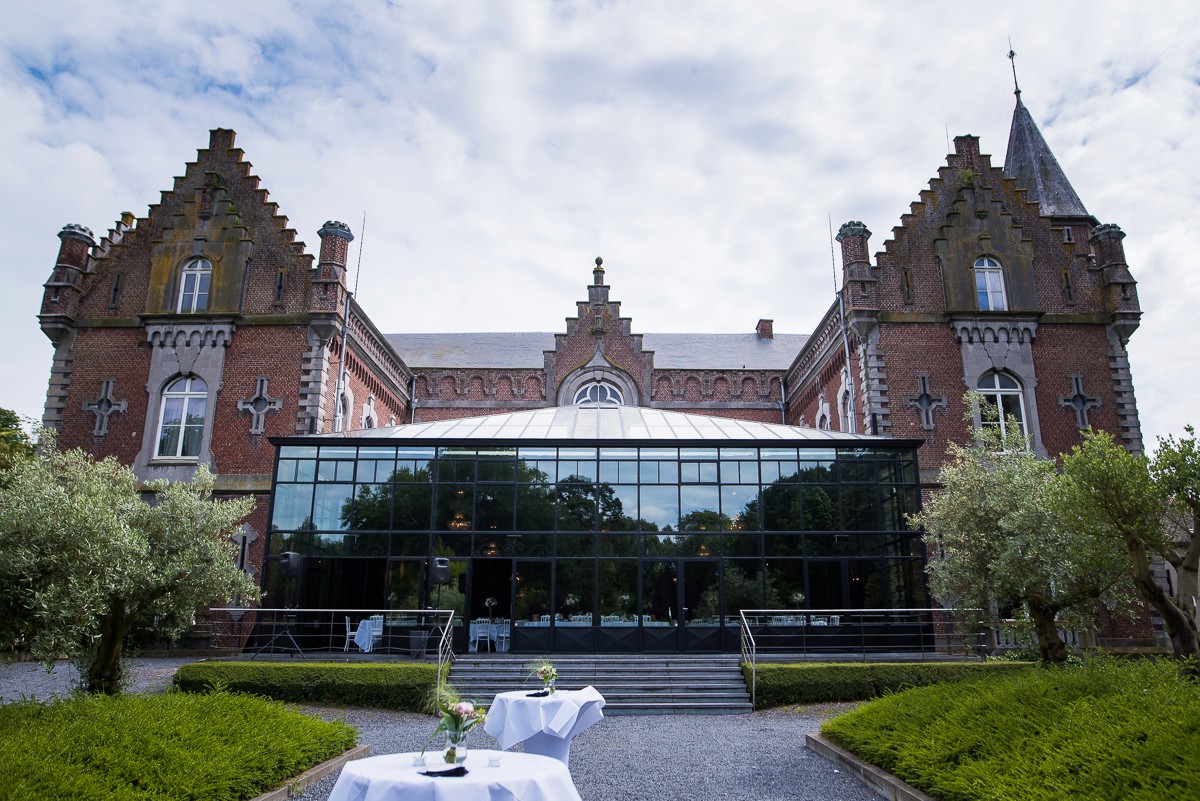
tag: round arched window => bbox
[977,371,1027,440]
[573,382,623,406]
[156,375,208,458]
[973,256,1007,311]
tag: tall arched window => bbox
[573,382,623,406]
[977,371,1027,440]
[177,258,212,313]
[974,256,1007,311]
[156,376,208,458]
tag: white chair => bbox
[369,614,384,648]
[494,622,510,652]
[343,615,353,652]
[473,619,492,652]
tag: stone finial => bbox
[318,220,355,242]
[58,223,96,245]
[208,129,236,151]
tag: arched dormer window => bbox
[973,256,1007,311]
[177,258,212,313]
[573,382,623,406]
[977,371,1027,440]
[156,375,208,459]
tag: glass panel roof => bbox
[324,406,906,444]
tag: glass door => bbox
[682,561,721,651]
[640,560,681,651]
[512,560,552,652]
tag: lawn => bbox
[0,689,357,800]
[820,657,1200,801]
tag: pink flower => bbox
[453,701,474,717]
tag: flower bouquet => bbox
[422,690,487,765]
[529,659,558,693]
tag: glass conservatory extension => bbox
[264,406,928,653]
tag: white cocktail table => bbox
[327,749,581,801]
[483,686,606,765]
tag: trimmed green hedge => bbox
[745,660,1033,708]
[0,690,356,801]
[820,658,1200,801]
[173,660,440,711]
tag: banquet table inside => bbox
[326,750,582,801]
[483,686,606,765]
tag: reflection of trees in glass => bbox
[340,466,433,530]
[743,477,839,532]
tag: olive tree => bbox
[911,413,1130,663]
[0,444,259,693]
[1056,428,1200,675]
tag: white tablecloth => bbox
[353,619,382,653]
[327,750,581,801]
[468,622,511,652]
[483,687,606,765]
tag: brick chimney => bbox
[756,319,774,339]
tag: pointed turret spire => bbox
[1002,54,1089,218]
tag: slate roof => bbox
[328,405,907,444]
[385,332,808,370]
[1004,96,1089,218]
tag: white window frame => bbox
[155,375,208,459]
[573,382,623,406]
[177,258,212,313]
[977,371,1028,442]
[974,256,1007,311]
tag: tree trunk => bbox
[1026,599,1068,663]
[1126,536,1200,678]
[1172,507,1200,629]
[87,598,134,695]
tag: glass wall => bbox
[265,440,927,652]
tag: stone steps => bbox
[448,654,752,715]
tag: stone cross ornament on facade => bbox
[905,374,948,430]
[237,376,283,434]
[1059,374,1100,430]
[83,379,127,436]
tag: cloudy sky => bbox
[3,1,1197,450]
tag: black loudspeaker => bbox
[431,557,451,585]
[280,551,303,579]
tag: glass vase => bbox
[443,730,469,765]
[545,677,556,694]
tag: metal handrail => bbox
[739,611,757,708]
[209,607,456,663]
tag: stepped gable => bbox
[544,258,654,406]
[873,135,1092,317]
[69,129,317,322]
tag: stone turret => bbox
[1091,223,1140,343]
[39,223,95,344]
[836,221,879,339]
[310,220,354,316]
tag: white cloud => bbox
[2,0,1198,450]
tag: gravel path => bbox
[1,657,881,801]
